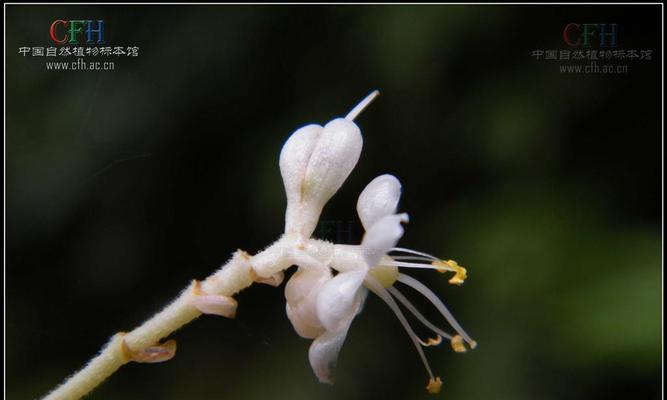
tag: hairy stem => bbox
[43,235,331,400]
[43,250,257,400]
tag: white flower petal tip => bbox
[308,328,351,385]
[118,333,177,364]
[357,174,402,231]
[426,377,443,395]
[190,280,238,318]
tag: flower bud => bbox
[280,118,363,237]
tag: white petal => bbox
[286,302,325,339]
[302,118,363,210]
[316,269,366,333]
[285,266,331,305]
[285,266,332,336]
[361,213,409,267]
[308,323,351,384]
[356,174,402,231]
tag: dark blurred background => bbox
[6,5,662,400]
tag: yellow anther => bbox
[450,335,467,353]
[432,259,467,285]
[432,260,450,273]
[418,335,443,347]
[426,376,443,394]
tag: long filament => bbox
[382,260,455,272]
[365,276,435,379]
[390,247,439,261]
[397,273,476,346]
[387,286,453,340]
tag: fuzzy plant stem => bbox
[43,249,263,400]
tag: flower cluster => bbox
[278,91,476,394]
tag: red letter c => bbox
[50,20,68,45]
[563,23,582,47]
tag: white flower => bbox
[279,91,379,238]
[285,174,476,394]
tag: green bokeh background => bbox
[6,5,661,400]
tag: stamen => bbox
[391,255,439,262]
[432,259,467,285]
[345,90,380,121]
[419,335,443,347]
[397,273,477,348]
[390,247,439,261]
[427,377,443,394]
[386,261,445,271]
[364,275,435,380]
[450,335,469,353]
[387,286,453,340]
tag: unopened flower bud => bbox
[280,91,379,238]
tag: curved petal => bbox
[356,174,402,231]
[285,266,333,337]
[316,269,367,333]
[308,325,351,384]
[308,285,367,385]
[361,213,409,268]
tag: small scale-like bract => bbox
[43,91,474,400]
